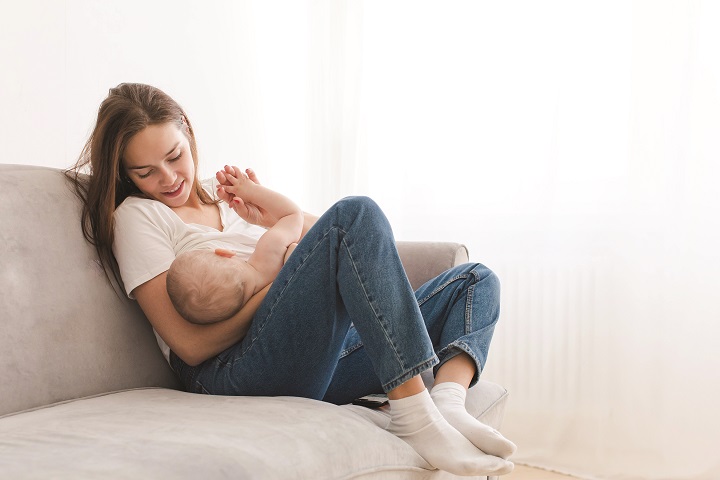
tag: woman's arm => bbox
[133,272,270,366]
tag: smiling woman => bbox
[124,123,227,232]
[65,84,219,290]
[122,122,225,233]
[62,82,516,477]
[124,125,193,203]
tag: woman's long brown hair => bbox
[65,83,216,292]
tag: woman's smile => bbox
[123,122,197,208]
[162,180,185,198]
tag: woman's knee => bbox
[335,195,380,215]
[470,263,501,300]
[334,196,390,230]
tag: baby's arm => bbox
[250,215,302,288]
[221,167,303,288]
[284,243,298,264]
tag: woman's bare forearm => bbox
[187,284,270,364]
[134,274,271,366]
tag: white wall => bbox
[358,2,720,478]
[360,2,720,478]
[0,0,308,202]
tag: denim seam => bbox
[416,273,471,307]
[341,235,406,369]
[339,341,363,359]
[465,283,474,335]
[230,227,336,365]
[382,354,439,392]
[215,355,232,369]
[435,341,484,385]
[196,381,211,395]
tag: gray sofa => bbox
[0,164,509,479]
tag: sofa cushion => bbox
[0,386,507,479]
[0,165,180,417]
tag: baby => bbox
[166,167,303,325]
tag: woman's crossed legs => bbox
[171,196,514,475]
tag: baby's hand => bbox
[216,166,254,213]
[216,166,267,225]
[216,166,260,188]
[216,165,254,199]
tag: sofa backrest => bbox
[0,165,179,417]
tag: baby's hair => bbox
[167,250,247,324]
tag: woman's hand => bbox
[215,166,279,228]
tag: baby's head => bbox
[166,249,254,324]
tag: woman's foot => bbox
[387,389,513,476]
[431,381,517,459]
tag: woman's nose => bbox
[159,165,176,185]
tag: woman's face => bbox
[123,122,196,208]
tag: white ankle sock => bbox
[431,381,517,459]
[387,389,513,476]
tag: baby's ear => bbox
[214,248,236,258]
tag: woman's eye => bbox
[138,171,152,179]
[170,152,182,162]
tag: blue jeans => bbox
[170,196,500,405]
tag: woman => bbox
[66,83,515,476]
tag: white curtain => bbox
[276,1,720,478]
[248,0,365,214]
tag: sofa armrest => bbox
[396,241,469,290]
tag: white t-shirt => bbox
[112,179,266,361]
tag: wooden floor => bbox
[506,465,580,479]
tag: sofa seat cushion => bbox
[0,383,507,479]
[0,388,417,479]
